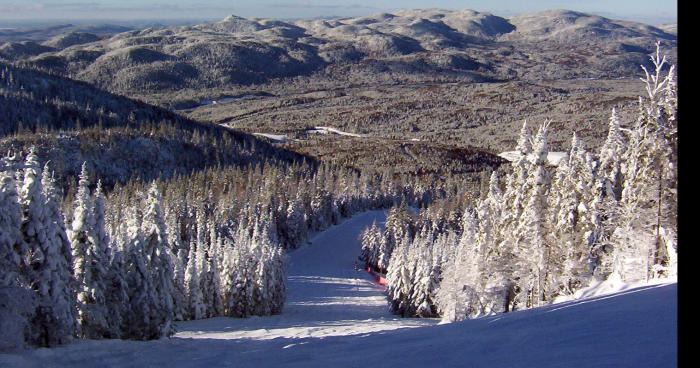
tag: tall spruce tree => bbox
[20,149,75,346]
[70,163,109,339]
[514,123,551,308]
[0,169,34,349]
[141,183,175,337]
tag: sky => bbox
[0,0,678,25]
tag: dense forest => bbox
[0,40,676,354]
[0,61,310,189]
[360,46,677,320]
[0,135,480,348]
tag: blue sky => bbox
[0,0,677,25]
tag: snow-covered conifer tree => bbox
[286,196,306,248]
[221,233,253,317]
[514,123,551,308]
[610,45,677,282]
[435,208,482,321]
[141,183,175,336]
[409,229,436,317]
[386,233,413,316]
[41,163,78,334]
[165,201,187,321]
[597,108,626,202]
[204,219,224,317]
[565,134,596,291]
[104,246,129,339]
[360,221,383,271]
[586,108,627,278]
[70,163,109,339]
[20,150,75,346]
[123,235,157,340]
[0,169,35,349]
[93,180,111,265]
[0,170,22,288]
[185,240,205,320]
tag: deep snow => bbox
[0,210,677,367]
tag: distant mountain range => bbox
[0,9,677,176]
[0,9,676,101]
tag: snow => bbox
[498,150,522,162]
[306,126,365,138]
[252,133,287,143]
[553,273,677,304]
[545,151,567,165]
[0,210,676,367]
[198,95,261,107]
[499,150,567,166]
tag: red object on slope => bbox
[365,266,388,286]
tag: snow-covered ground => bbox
[499,150,567,166]
[252,133,288,143]
[198,94,261,107]
[0,210,677,367]
[306,126,365,138]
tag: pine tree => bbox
[514,123,551,309]
[359,221,383,271]
[123,236,158,340]
[565,134,596,291]
[435,208,482,321]
[610,45,677,282]
[597,108,626,201]
[141,183,175,336]
[386,233,413,316]
[408,229,435,317]
[70,163,109,339]
[165,200,187,321]
[185,240,205,320]
[41,163,78,336]
[222,232,253,318]
[93,180,111,268]
[0,169,34,349]
[20,149,75,346]
[508,120,534,223]
[204,219,224,317]
[590,109,626,279]
[286,196,306,248]
[104,247,129,339]
[1,170,23,288]
[480,170,517,315]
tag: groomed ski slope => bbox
[0,210,677,367]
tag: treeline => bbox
[0,61,196,136]
[1,145,468,349]
[0,61,310,191]
[360,46,677,320]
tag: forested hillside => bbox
[0,61,308,188]
[0,128,479,348]
[0,7,677,365]
[360,46,677,320]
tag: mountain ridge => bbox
[0,9,676,101]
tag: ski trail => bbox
[0,210,676,367]
[284,210,394,321]
[175,210,437,341]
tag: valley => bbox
[0,6,678,367]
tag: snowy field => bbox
[499,150,567,166]
[306,126,365,138]
[0,210,677,367]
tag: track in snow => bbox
[0,210,676,368]
[176,209,437,341]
